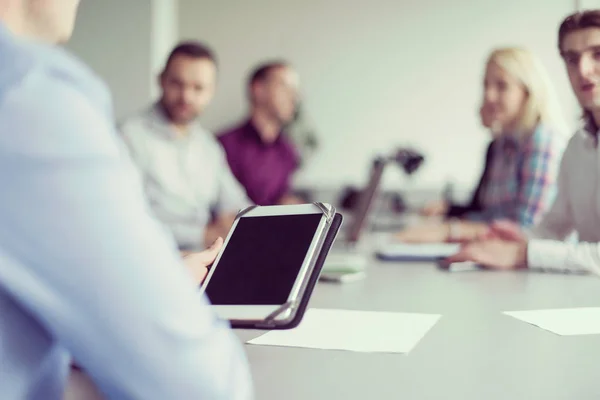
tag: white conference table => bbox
[66,249,600,400]
[238,257,600,400]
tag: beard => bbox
[160,100,199,125]
[270,106,295,126]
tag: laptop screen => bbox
[346,158,386,243]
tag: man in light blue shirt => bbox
[0,1,252,399]
[120,42,252,252]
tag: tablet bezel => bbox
[200,203,331,323]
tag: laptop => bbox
[322,158,386,272]
[337,158,385,246]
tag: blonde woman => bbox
[399,47,569,243]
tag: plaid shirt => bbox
[474,125,566,227]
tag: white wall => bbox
[580,0,600,10]
[66,0,179,120]
[150,0,180,99]
[179,0,579,192]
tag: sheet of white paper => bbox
[504,307,600,336]
[322,253,367,272]
[378,243,460,258]
[247,308,441,353]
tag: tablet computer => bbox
[200,203,342,329]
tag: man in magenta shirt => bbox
[218,61,303,206]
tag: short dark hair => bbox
[558,10,600,134]
[164,41,217,72]
[558,10,600,52]
[247,61,289,102]
[249,61,289,86]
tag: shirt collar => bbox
[580,128,599,148]
[0,21,11,39]
[496,124,546,153]
[244,119,284,147]
[496,134,521,155]
[147,102,200,141]
[0,21,19,49]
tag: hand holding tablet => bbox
[200,203,342,330]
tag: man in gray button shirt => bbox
[121,42,251,251]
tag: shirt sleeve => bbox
[272,138,301,204]
[119,120,156,206]
[0,71,253,399]
[527,141,575,241]
[119,118,202,247]
[514,136,561,227]
[527,142,580,272]
[214,143,253,215]
[527,241,600,274]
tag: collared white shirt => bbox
[120,105,251,250]
[527,129,600,274]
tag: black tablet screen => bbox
[205,213,322,305]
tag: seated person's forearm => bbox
[204,213,237,248]
[448,220,489,242]
[526,239,600,275]
[204,224,223,249]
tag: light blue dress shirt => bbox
[120,105,251,251]
[0,23,252,400]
